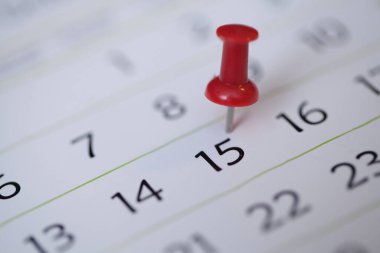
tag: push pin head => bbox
[205,24,259,132]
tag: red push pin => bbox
[205,24,259,133]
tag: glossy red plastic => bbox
[205,24,259,107]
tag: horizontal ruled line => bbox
[103,114,380,253]
[0,0,354,155]
[2,40,380,230]
[1,117,379,233]
[0,116,224,229]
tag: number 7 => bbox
[71,132,95,158]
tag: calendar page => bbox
[1,0,380,252]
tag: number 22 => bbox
[246,190,311,233]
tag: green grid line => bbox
[102,114,380,253]
[0,0,358,156]
[2,114,379,233]
[1,29,379,239]
[0,1,377,251]
[0,116,224,229]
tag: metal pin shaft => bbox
[226,107,234,133]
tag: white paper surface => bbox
[1,0,380,252]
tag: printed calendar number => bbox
[276,101,328,132]
[111,179,163,214]
[154,94,186,120]
[0,173,21,200]
[335,242,369,253]
[71,132,95,158]
[24,223,75,253]
[354,64,380,96]
[163,233,218,253]
[331,150,380,190]
[109,50,135,75]
[195,138,244,172]
[249,59,264,83]
[183,13,212,43]
[246,190,311,233]
[299,17,350,52]
[355,75,380,95]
